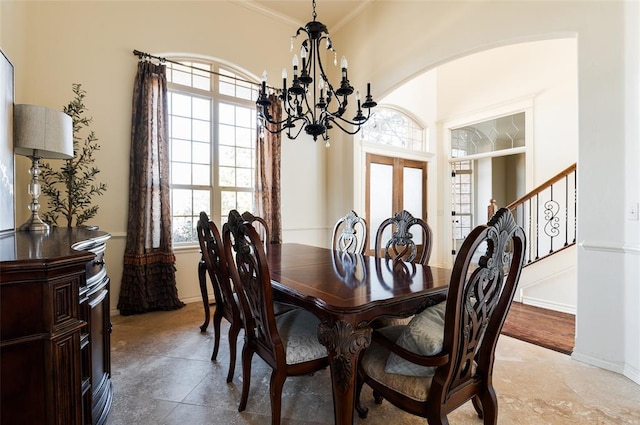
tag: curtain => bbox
[117,60,184,315]
[254,93,283,244]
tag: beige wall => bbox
[1,1,329,310]
[2,1,639,384]
[331,0,639,383]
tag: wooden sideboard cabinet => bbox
[0,227,113,425]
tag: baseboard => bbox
[571,351,628,377]
[623,363,640,385]
[110,296,211,317]
[521,296,576,315]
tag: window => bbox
[450,112,525,158]
[167,60,258,244]
[360,107,425,151]
[451,160,473,251]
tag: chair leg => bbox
[373,390,384,404]
[226,321,241,382]
[269,368,287,425]
[478,385,498,425]
[238,344,253,412]
[472,395,484,419]
[210,307,224,361]
[355,375,369,419]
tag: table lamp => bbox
[13,104,73,232]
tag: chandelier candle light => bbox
[257,0,377,146]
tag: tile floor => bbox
[107,302,640,425]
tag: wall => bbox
[332,1,639,383]
[0,1,328,309]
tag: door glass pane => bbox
[403,167,424,244]
[369,163,394,250]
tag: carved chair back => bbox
[223,209,328,425]
[223,210,280,364]
[241,211,271,248]
[196,211,243,381]
[431,207,525,418]
[356,208,526,423]
[197,212,239,325]
[374,210,433,265]
[331,210,367,254]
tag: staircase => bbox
[503,163,577,314]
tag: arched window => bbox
[166,59,258,243]
[360,107,425,151]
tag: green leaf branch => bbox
[40,83,107,227]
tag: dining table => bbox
[264,243,452,425]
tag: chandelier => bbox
[257,0,377,145]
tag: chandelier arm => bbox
[326,118,365,136]
[324,101,373,126]
[259,111,290,127]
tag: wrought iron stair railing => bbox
[505,163,577,266]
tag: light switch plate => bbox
[628,202,639,221]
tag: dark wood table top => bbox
[266,243,450,319]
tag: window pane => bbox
[219,124,235,143]
[192,164,210,185]
[172,189,192,215]
[191,119,208,143]
[221,191,236,216]
[361,108,425,151]
[219,145,235,167]
[172,139,191,162]
[236,107,251,127]
[171,93,192,116]
[193,190,210,215]
[236,192,253,212]
[219,167,235,186]
[236,168,252,188]
[171,163,191,185]
[451,112,525,158]
[219,103,234,125]
[236,127,252,148]
[236,147,252,168]
[172,116,192,139]
[193,75,210,91]
[172,217,193,243]
[192,97,210,120]
[192,142,210,165]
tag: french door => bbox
[365,153,427,256]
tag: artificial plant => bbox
[41,83,107,227]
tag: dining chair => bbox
[222,209,329,425]
[331,209,367,254]
[355,208,526,424]
[241,210,271,247]
[372,210,434,328]
[196,211,243,383]
[374,209,433,266]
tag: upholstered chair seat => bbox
[274,308,327,364]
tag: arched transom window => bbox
[360,107,425,151]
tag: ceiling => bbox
[246,0,371,31]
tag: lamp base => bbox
[19,214,50,232]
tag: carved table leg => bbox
[198,258,210,332]
[318,319,372,425]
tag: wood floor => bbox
[501,302,575,355]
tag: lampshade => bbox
[14,104,73,159]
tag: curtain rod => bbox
[133,49,268,90]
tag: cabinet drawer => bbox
[85,243,106,286]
